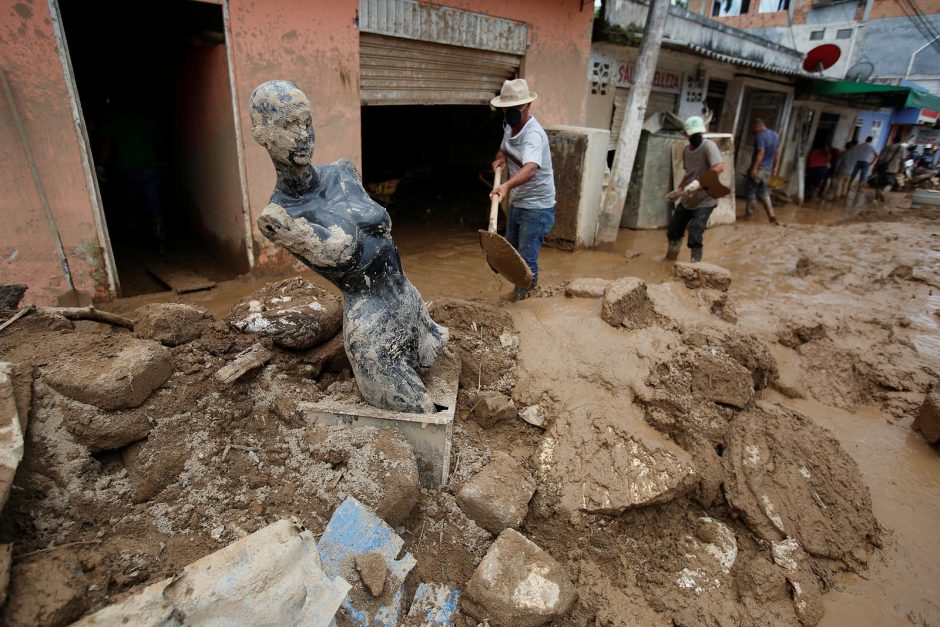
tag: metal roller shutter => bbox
[360,33,522,106]
[609,87,679,149]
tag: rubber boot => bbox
[666,239,681,261]
[691,247,703,263]
[759,195,778,224]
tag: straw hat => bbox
[490,79,538,108]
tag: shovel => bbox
[478,166,534,288]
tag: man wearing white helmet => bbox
[665,115,724,263]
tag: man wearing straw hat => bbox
[489,78,556,301]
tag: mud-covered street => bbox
[1,191,938,626]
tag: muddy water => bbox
[104,192,940,624]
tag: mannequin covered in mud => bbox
[249,80,448,413]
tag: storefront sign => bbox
[917,108,938,125]
[613,63,682,93]
[914,127,940,145]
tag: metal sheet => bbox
[359,0,527,55]
[360,34,521,106]
[610,88,678,150]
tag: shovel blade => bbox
[478,230,533,288]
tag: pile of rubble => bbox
[0,264,900,625]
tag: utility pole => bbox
[596,0,671,245]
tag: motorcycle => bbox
[902,158,940,191]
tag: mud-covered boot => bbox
[666,239,681,261]
[691,247,703,263]
[743,200,755,220]
[760,195,778,224]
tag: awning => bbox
[812,81,940,112]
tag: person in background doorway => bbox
[489,78,556,301]
[806,143,831,202]
[744,118,780,223]
[848,135,879,193]
[664,115,724,263]
[829,140,857,200]
[874,136,904,202]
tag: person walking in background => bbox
[744,118,780,223]
[806,143,831,202]
[848,136,879,193]
[489,79,555,301]
[664,115,724,263]
[874,136,904,202]
[829,140,857,200]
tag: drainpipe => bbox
[905,35,940,81]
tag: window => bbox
[809,29,825,40]
[836,28,853,39]
[712,0,752,17]
[758,0,789,12]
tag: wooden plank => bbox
[146,263,216,294]
[215,343,272,384]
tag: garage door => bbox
[609,88,679,149]
[360,33,522,106]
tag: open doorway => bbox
[812,112,840,149]
[59,0,248,296]
[360,105,504,240]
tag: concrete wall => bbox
[545,125,608,248]
[0,0,106,305]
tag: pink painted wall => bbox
[438,0,594,128]
[173,44,249,272]
[0,0,106,304]
[228,0,362,266]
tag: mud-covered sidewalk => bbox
[0,191,937,626]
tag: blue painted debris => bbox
[406,583,461,626]
[318,496,417,627]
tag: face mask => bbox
[689,133,704,149]
[504,107,523,128]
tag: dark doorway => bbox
[812,112,840,148]
[59,0,247,296]
[705,79,729,132]
[359,105,504,240]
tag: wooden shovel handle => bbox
[488,166,503,233]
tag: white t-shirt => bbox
[500,116,556,209]
[857,142,879,164]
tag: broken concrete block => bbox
[912,384,940,444]
[0,363,26,511]
[565,277,610,299]
[134,303,213,346]
[122,413,193,503]
[672,262,732,292]
[228,276,342,350]
[42,334,173,410]
[308,426,420,526]
[465,528,577,627]
[3,554,88,627]
[51,389,152,453]
[536,414,695,516]
[691,351,754,408]
[457,452,535,534]
[601,277,656,330]
[318,496,416,626]
[75,519,350,626]
[356,552,388,597]
[467,390,516,429]
[0,284,27,309]
[405,583,461,627]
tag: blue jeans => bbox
[506,205,554,290]
[849,160,870,185]
[745,167,771,201]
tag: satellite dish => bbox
[802,44,842,72]
[844,61,874,82]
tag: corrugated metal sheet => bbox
[610,88,677,149]
[360,34,520,105]
[359,0,527,55]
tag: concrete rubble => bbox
[133,303,213,347]
[73,519,350,626]
[4,554,88,626]
[671,262,733,292]
[564,277,611,299]
[122,413,195,503]
[457,451,536,534]
[0,362,27,511]
[601,276,658,330]
[464,528,577,627]
[228,276,342,350]
[41,334,173,411]
[467,389,516,428]
[691,350,755,408]
[912,383,940,444]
